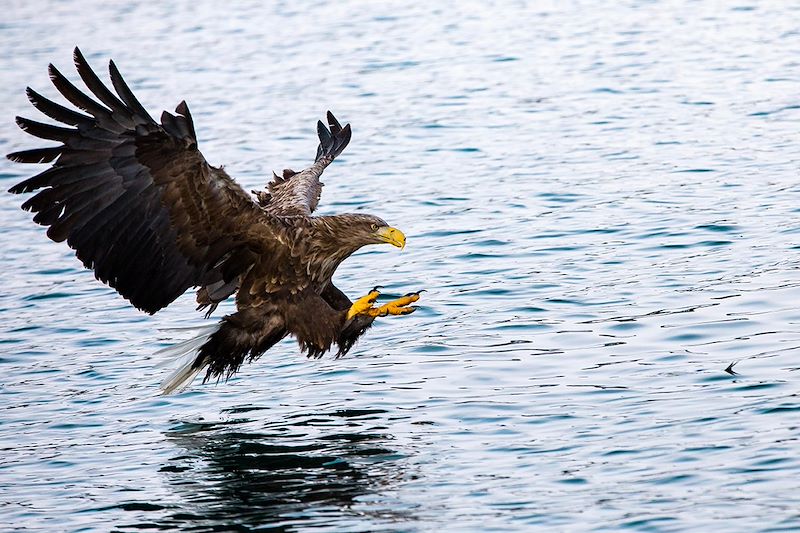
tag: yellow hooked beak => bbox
[376,226,406,249]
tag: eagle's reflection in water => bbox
[151,407,417,530]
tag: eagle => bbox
[7,48,423,393]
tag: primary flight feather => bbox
[8,48,423,393]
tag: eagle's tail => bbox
[158,311,288,394]
[315,111,351,163]
[157,323,217,395]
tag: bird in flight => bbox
[8,47,423,393]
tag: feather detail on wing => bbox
[8,47,278,314]
[257,111,351,217]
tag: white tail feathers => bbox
[158,323,218,395]
[160,359,205,395]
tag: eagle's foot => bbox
[368,291,423,317]
[347,286,382,319]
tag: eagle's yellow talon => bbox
[391,292,422,308]
[348,289,423,319]
[370,293,423,317]
[347,288,381,319]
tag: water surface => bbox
[2,1,800,531]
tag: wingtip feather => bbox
[314,112,351,162]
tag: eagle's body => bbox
[8,48,421,392]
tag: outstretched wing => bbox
[8,47,277,314]
[255,111,351,217]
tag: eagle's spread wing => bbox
[7,48,423,394]
[8,48,277,314]
[257,111,351,217]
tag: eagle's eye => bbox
[370,223,378,231]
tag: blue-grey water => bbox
[2,1,800,531]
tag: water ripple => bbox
[2,1,800,531]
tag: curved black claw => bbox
[403,289,426,298]
[367,286,383,305]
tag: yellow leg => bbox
[347,286,382,319]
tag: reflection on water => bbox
[124,409,414,530]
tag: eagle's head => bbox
[349,214,406,249]
[312,214,406,266]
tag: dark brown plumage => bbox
[8,48,422,393]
